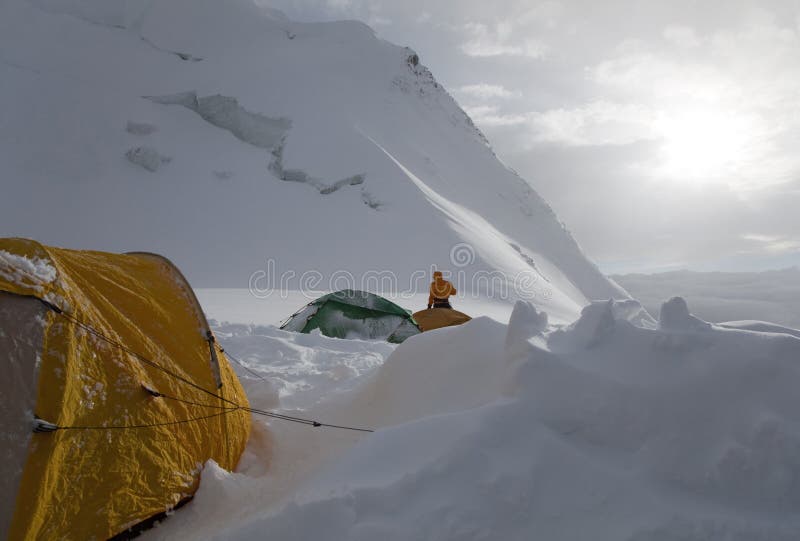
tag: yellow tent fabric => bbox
[412,308,472,332]
[0,238,251,540]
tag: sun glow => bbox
[654,109,754,183]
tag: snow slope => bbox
[0,0,625,324]
[148,297,800,541]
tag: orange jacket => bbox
[428,272,456,306]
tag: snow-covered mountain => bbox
[5,3,800,540]
[0,0,624,322]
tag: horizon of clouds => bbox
[455,83,522,100]
[262,0,800,273]
[459,21,548,58]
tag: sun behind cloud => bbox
[654,108,756,184]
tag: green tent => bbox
[280,290,421,343]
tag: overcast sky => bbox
[262,0,800,273]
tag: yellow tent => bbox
[0,238,251,540]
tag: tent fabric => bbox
[0,293,45,538]
[412,308,472,332]
[281,290,421,343]
[0,238,251,540]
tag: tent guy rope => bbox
[36,298,375,433]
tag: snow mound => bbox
[613,268,800,331]
[212,321,395,411]
[548,297,655,350]
[154,298,800,541]
[324,317,512,429]
[659,296,712,331]
[718,320,800,339]
[504,299,548,360]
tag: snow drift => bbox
[148,298,800,541]
[614,268,800,331]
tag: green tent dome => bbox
[281,290,421,343]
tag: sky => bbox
[262,0,800,274]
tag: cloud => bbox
[742,234,800,254]
[325,0,353,9]
[584,17,800,189]
[460,21,547,58]
[462,100,659,148]
[463,100,658,148]
[526,101,658,146]
[589,50,728,102]
[662,25,702,48]
[462,105,528,127]
[367,14,391,26]
[515,1,564,29]
[456,83,521,99]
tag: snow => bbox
[658,296,711,331]
[211,320,394,410]
[126,120,158,136]
[613,268,800,330]
[125,146,170,172]
[0,0,624,326]
[717,320,800,339]
[0,250,57,292]
[146,296,800,541]
[144,92,291,150]
[4,1,800,539]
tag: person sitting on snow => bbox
[427,270,457,309]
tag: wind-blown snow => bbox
[0,250,57,292]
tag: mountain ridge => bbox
[0,0,626,322]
